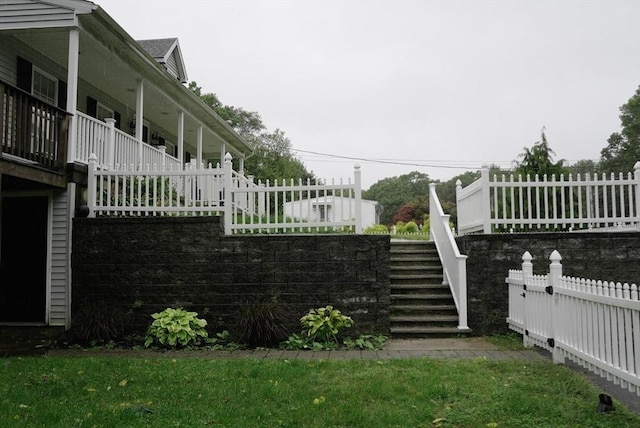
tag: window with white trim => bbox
[31,67,57,105]
[96,102,114,122]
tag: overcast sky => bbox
[99,0,640,188]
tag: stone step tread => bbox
[391,304,457,311]
[390,283,449,289]
[390,264,442,270]
[390,293,455,300]
[389,254,442,265]
[390,315,459,322]
[390,326,465,334]
[390,249,439,255]
[390,273,443,279]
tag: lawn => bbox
[1,356,637,427]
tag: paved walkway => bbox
[45,337,548,361]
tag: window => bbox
[31,67,57,105]
[96,102,114,122]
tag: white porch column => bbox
[135,79,144,167]
[220,143,226,166]
[65,28,80,161]
[177,111,184,167]
[197,125,203,169]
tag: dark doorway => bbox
[0,196,48,323]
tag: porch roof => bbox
[0,0,252,160]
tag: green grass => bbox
[1,357,637,427]
[485,333,527,351]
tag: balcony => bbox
[0,81,70,186]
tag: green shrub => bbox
[235,298,294,347]
[300,305,354,344]
[144,308,208,348]
[364,224,388,233]
[343,334,388,350]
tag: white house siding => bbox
[50,188,71,327]
[165,51,180,81]
[0,34,18,84]
[284,197,380,228]
[0,0,85,30]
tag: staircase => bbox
[390,240,465,337]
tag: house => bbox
[0,0,253,328]
[283,196,380,229]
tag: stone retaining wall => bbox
[72,217,390,338]
[457,231,640,335]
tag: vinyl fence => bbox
[86,154,363,234]
[457,164,640,235]
[506,251,640,396]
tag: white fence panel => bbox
[87,156,224,217]
[458,163,640,235]
[507,250,640,396]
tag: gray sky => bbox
[99,0,640,188]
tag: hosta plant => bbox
[144,308,208,348]
[300,305,354,344]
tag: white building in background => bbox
[283,196,380,228]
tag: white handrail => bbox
[429,183,468,330]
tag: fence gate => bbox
[506,250,640,397]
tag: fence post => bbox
[87,153,98,218]
[548,250,565,364]
[481,166,491,234]
[635,161,640,231]
[104,118,116,168]
[522,251,533,348]
[223,152,233,235]
[354,163,362,233]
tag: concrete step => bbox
[389,326,470,338]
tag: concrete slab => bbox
[385,337,498,351]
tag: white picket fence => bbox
[506,251,640,396]
[457,163,640,235]
[86,153,363,234]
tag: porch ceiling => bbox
[5,10,251,161]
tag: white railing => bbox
[87,154,224,217]
[76,113,181,170]
[86,153,363,235]
[457,163,640,235]
[224,155,362,235]
[429,183,468,330]
[507,250,640,396]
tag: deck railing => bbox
[507,250,640,396]
[429,183,468,330]
[456,164,640,235]
[76,113,181,170]
[0,81,69,170]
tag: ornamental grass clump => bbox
[144,308,208,348]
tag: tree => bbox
[600,85,640,174]
[363,171,431,225]
[244,129,313,183]
[188,82,265,137]
[514,128,566,178]
[188,81,314,183]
